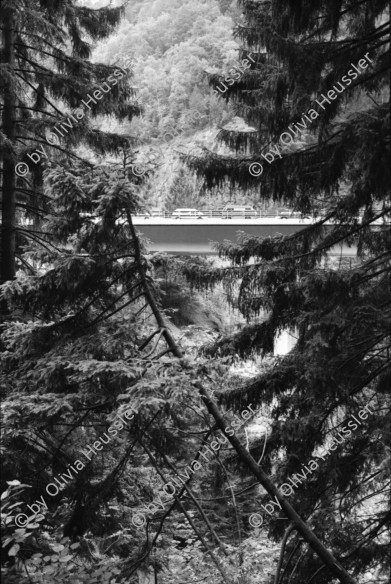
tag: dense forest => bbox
[1,1,390,584]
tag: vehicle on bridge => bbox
[136,208,152,219]
[172,208,205,219]
[279,209,310,219]
[221,205,258,219]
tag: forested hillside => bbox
[93,0,238,136]
[91,0,261,211]
[1,1,390,584]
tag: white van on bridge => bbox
[221,205,258,219]
[172,208,205,219]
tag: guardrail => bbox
[145,210,281,218]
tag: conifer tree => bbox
[184,1,390,583]
[1,1,390,582]
[0,2,184,580]
[0,0,136,283]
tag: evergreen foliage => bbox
[93,0,239,141]
[0,0,139,282]
[1,4,271,583]
[183,1,391,582]
[1,1,390,583]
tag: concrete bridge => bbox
[132,217,356,256]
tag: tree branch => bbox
[274,524,297,584]
[138,436,232,584]
[194,383,357,584]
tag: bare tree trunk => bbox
[195,383,357,584]
[1,6,17,283]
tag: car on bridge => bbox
[279,209,311,219]
[172,208,205,219]
[135,208,151,219]
[221,205,258,219]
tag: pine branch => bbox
[132,302,149,319]
[126,427,215,577]
[15,202,54,216]
[15,105,58,119]
[153,441,230,556]
[138,329,162,352]
[71,275,142,326]
[15,187,52,201]
[14,73,66,116]
[15,43,82,68]
[142,328,166,359]
[15,134,94,166]
[274,526,299,584]
[82,291,145,331]
[15,254,36,275]
[306,566,325,584]
[138,436,232,584]
[17,228,68,254]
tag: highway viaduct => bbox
[132,217,360,355]
[132,217,357,256]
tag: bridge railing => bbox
[198,210,222,217]
[148,209,267,218]
[143,209,285,218]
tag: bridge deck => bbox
[132,218,356,255]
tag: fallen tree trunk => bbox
[126,208,183,358]
[195,382,357,584]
